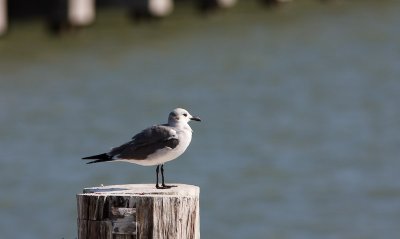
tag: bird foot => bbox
[156,184,177,189]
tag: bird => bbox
[82,108,201,189]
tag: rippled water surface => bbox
[1,1,400,238]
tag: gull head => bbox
[168,108,201,126]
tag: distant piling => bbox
[77,184,200,239]
[46,0,95,33]
[217,0,238,8]
[130,0,174,20]
[68,0,95,26]
[198,0,237,12]
[0,0,6,36]
[1,0,295,37]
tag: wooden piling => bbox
[148,0,174,17]
[77,184,200,239]
[0,0,6,36]
[197,0,237,12]
[68,0,95,26]
[47,0,94,33]
[129,0,174,20]
[217,0,237,8]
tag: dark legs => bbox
[156,165,160,188]
[160,164,167,188]
[155,164,176,189]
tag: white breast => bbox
[122,127,192,166]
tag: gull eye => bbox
[183,113,188,117]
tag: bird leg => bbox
[155,164,176,189]
[161,164,170,188]
[155,165,161,189]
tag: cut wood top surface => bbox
[80,184,199,197]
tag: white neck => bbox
[169,120,192,132]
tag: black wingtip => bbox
[82,153,112,164]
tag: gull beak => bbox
[190,116,201,122]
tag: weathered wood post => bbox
[47,0,95,33]
[129,0,174,20]
[197,0,237,12]
[216,0,237,8]
[0,0,6,36]
[77,184,200,239]
[68,0,95,26]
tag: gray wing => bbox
[108,125,179,160]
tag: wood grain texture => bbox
[77,184,200,239]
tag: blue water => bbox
[1,1,400,238]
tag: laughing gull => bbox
[82,108,201,189]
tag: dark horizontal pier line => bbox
[0,0,294,36]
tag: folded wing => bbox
[110,125,179,160]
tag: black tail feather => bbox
[82,153,113,164]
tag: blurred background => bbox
[1,0,400,238]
